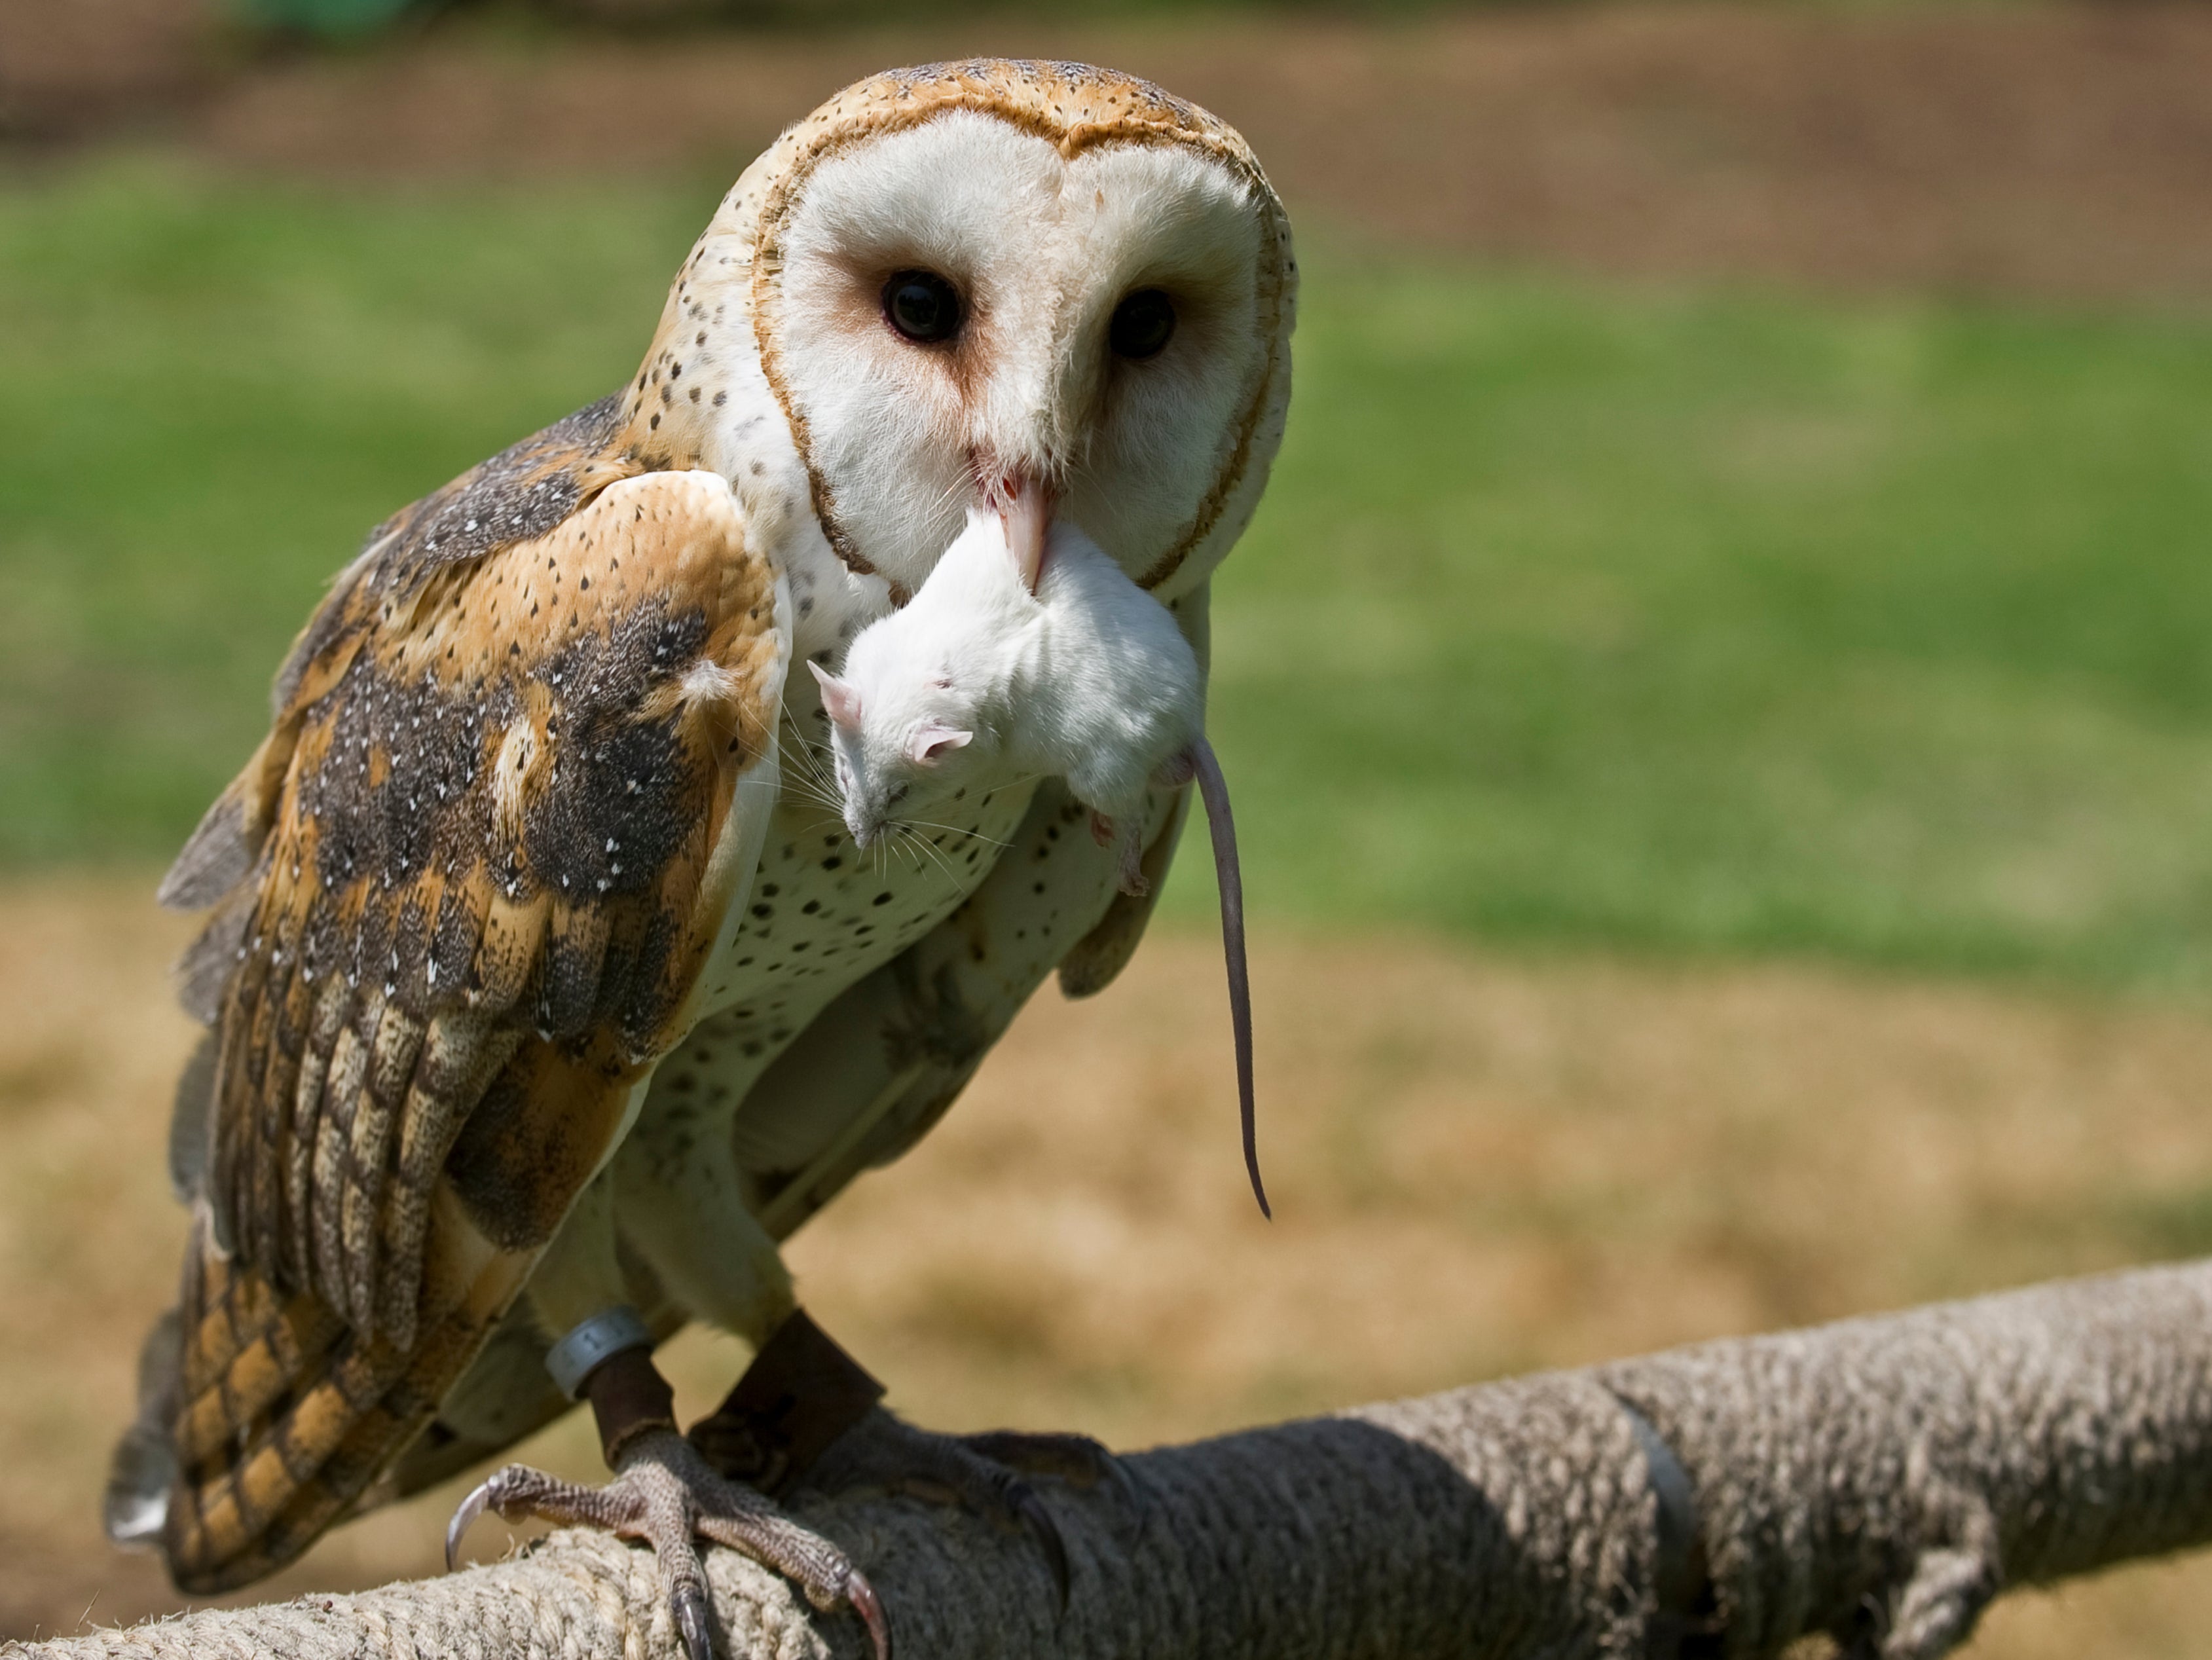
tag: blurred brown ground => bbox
[7,1,2212,302]
[8,879,2212,1653]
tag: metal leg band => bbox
[546,1304,654,1401]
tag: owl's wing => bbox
[152,464,788,1591]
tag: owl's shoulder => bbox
[271,392,657,707]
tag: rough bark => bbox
[26,1259,2212,1660]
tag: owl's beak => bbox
[978,466,1056,594]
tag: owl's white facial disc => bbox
[764,110,1272,597]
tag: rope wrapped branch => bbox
[29,1260,2212,1660]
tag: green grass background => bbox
[7,160,2212,987]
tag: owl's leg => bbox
[452,1104,896,1653]
[447,1337,888,1660]
[687,1312,1135,1610]
[456,1187,883,1660]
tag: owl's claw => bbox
[1011,1482,1071,1605]
[443,1473,494,1571]
[442,1429,888,1660]
[673,1581,714,1660]
[961,1425,1144,1518]
[844,1572,891,1659]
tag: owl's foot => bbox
[445,1429,888,1660]
[678,1308,1129,1616]
[959,1425,1134,1494]
[790,1407,1139,1606]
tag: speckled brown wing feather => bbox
[158,464,787,1592]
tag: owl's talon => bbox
[443,1474,494,1570]
[1011,1483,1071,1607]
[846,1571,891,1660]
[673,1581,714,1660]
[961,1426,1141,1517]
[1096,1447,1146,1521]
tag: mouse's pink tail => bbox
[1191,737,1267,1219]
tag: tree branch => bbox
[30,1260,2212,1660]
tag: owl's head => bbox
[639,62,1295,608]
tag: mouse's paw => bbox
[1115,834,1151,897]
[1086,810,1151,895]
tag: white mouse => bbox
[809,490,1266,1216]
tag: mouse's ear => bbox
[809,659,862,730]
[908,723,973,765]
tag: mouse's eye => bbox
[1109,289,1175,360]
[883,270,963,344]
[886,784,910,808]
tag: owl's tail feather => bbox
[103,1306,184,1552]
[111,1213,528,1593]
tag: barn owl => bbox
[103,60,1295,1659]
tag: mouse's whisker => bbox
[765,725,853,819]
[900,819,1014,852]
[893,823,961,889]
[925,832,967,885]
[771,765,845,815]
[774,798,847,841]
[912,837,959,889]
[771,706,839,783]
[767,746,827,789]
[783,737,838,796]
[893,831,932,882]
[781,777,847,815]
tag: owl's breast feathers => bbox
[151,405,788,1590]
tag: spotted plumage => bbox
[111,57,1297,1620]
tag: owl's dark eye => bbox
[1109,289,1176,359]
[882,270,963,344]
